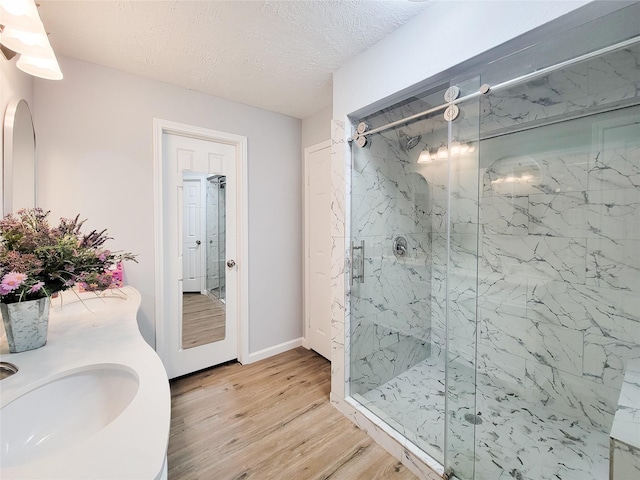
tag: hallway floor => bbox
[167,347,418,480]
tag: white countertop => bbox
[0,286,171,479]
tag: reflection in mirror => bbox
[181,173,227,350]
[3,99,36,215]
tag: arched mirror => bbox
[3,99,36,215]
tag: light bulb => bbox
[0,0,42,33]
[0,24,51,57]
[450,141,461,156]
[17,49,63,80]
[436,146,448,159]
[417,150,432,164]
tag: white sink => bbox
[0,365,139,467]
[50,293,128,314]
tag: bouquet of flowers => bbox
[0,208,137,304]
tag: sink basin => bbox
[50,293,128,314]
[0,365,139,467]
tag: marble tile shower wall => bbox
[476,133,640,432]
[480,46,640,136]
[472,45,640,432]
[349,124,435,395]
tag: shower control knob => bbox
[227,260,236,268]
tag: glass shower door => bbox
[443,74,481,480]
[348,85,461,467]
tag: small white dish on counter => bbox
[0,286,170,479]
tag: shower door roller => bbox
[226,259,236,268]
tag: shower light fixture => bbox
[417,149,431,164]
[0,0,63,80]
[417,141,476,164]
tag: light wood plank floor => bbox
[182,293,225,349]
[168,347,418,480]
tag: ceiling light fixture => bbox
[0,0,63,80]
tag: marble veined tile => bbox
[473,387,611,480]
[589,144,640,191]
[586,47,640,96]
[583,332,640,387]
[482,234,587,284]
[358,358,446,463]
[586,237,640,292]
[351,273,429,316]
[479,195,529,236]
[587,188,640,240]
[330,119,348,238]
[357,353,612,480]
[477,272,527,318]
[528,191,588,237]
[528,280,628,333]
[371,300,431,341]
[476,340,527,398]
[524,361,619,430]
[350,317,375,361]
[350,316,430,396]
[479,309,584,376]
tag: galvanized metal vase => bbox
[0,297,51,353]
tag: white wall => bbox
[301,106,332,150]
[333,0,592,118]
[33,56,303,353]
[1,54,34,215]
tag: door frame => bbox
[153,118,249,368]
[302,140,331,355]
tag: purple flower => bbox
[97,249,110,262]
[28,281,45,294]
[1,271,27,293]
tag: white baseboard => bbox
[245,337,304,364]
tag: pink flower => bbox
[28,281,45,294]
[1,271,27,293]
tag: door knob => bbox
[196,240,201,245]
[227,259,236,268]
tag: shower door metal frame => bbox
[349,34,640,146]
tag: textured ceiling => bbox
[37,1,431,119]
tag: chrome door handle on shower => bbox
[350,240,365,285]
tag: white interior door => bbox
[182,177,205,293]
[163,133,238,378]
[305,141,332,360]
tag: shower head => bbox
[405,134,422,150]
[399,130,422,151]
